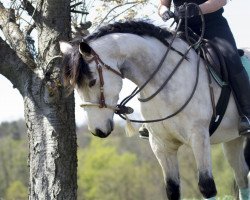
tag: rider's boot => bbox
[139,124,149,139]
[231,69,250,136]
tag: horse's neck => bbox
[90,34,164,84]
[116,34,181,85]
[114,34,199,97]
[92,33,200,97]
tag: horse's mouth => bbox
[91,119,114,138]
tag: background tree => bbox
[0,0,151,198]
[0,0,77,198]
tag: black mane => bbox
[63,21,174,90]
[86,21,173,47]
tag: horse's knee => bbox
[166,178,180,200]
[198,171,217,198]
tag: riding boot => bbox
[230,69,250,136]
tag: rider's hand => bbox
[158,5,174,22]
[175,4,200,19]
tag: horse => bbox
[59,21,250,200]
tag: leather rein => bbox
[80,3,208,124]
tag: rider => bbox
[139,0,250,138]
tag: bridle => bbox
[79,47,134,114]
[80,3,208,124]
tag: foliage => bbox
[5,180,27,200]
[212,144,235,196]
[77,137,165,200]
[0,120,240,199]
[0,120,26,139]
[0,125,28,198]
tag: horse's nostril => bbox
[94,129,108,138]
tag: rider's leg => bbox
[202,17,250,136]
[230,70,250,135]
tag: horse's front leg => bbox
[150,136,181,200]
[190,131,217,200]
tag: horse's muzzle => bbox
[91,119,114,138]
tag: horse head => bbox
[59,39,123,138]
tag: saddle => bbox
[177,31,232,135]
[200,41,231,135]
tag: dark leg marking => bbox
[198,171,217,198]
[166,178,180,200]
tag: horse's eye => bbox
[89,79,96,88]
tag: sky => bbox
[0,0,250,126]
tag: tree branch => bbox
[70,10,89,15]
[107,3,139,24]
[0,36,32,95]
[0,2,36,69]
[96,2,140,29]
[21,0,40,22]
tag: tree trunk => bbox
[25,80,77,199]
[24,0,78,199]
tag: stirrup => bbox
[139,127,149,139]
[240,129,250,136]
[239,115,250,136]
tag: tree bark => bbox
[25,80,77,199]
[0,0,77,199]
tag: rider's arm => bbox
[158,0,172,16]
[158,0,227,19]
[198,0,227,14]
[160,0,172,9]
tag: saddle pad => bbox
[241,55,250,79]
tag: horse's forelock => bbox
[62,43,92,90]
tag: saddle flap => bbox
[203,42,221,76]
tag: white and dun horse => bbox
[60,21,250,200]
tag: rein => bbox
[117,3,206,123]
[81,3,208,124]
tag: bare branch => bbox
[26,23,36,35]
[70,10,89,15]
[0,36,31,95]
[0,2,36,69]
[21,0,39,22]
[106,3,139,24]
[70,2,82,8]
[96,1,140,29]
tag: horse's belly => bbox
[210,128,239,144]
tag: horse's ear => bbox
[59,41,73,55]
[79,41,92,56]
